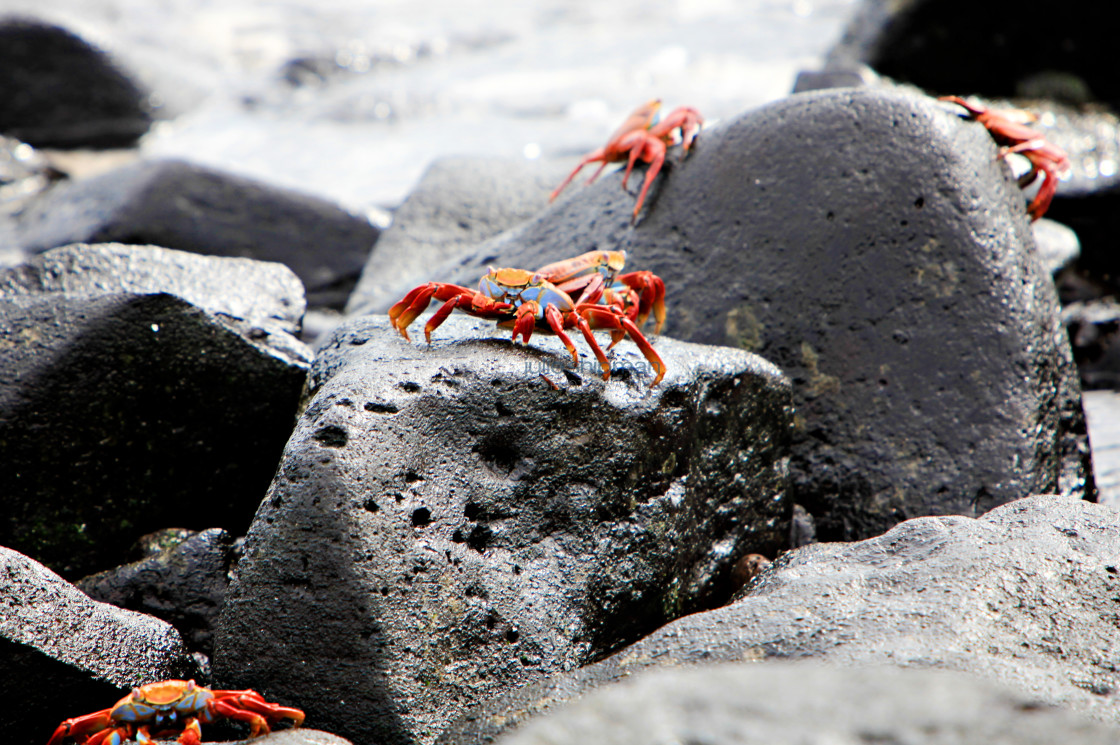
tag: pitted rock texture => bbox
[0,256,309,576]
[1,547,198,745]
[215,314,792,745]
[493,662,1120,745]
[439,495,1120,744]
[380,86,1091,542]
[4,159,379,308]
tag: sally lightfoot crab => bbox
[45,679,304,745]
[387,250,667,385]
[941,95,1070,220]
[549,99,703,222]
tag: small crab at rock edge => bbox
[940,95,1070,221]
[549,99,703,223]
[45,679,304,745]
[387,250,667,386]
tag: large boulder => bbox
[215,313,792,745]
[4,159,380,308]
[441,494,1120,743]
[1,546,199,745]
[0,244,311,577]
[376,86,1092,541]
[492,662,1120,745]
[0,17,152,148]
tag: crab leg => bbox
[46,710,115,745]
[581,305,666,386]
[549,100,662,204]
[627,137,668,223]
[649,106,704,152]
[388,283,468,340]
[617,270,666,332]
[542,303,582,367]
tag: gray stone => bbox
[1083,391,1120,509]
[1,546,198,745]
[1033,217,1080,275]
[384,86,1091,541]
[215,313,792,745]
[77,528,236,658]
[823,0,1117,109]
[4,159,379,308]
[494,662,1120,745]
[440,495,1120,743]
[0,245,312,577]
[0,242,307,344]
[347,156,573,315]
[0,17,152,148]
[1064,298,1120,390]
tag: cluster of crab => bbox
[386,95,1069,388]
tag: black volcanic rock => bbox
[215,313,792,745]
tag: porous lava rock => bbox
[0,244,311,577]
[215,313,792,745]
[379,86,1092,541]
[440,495,1120,743]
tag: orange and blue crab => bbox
[387,250,667,385]
[549,99,704,223]
[44,679,304,745]
[940,95,1070,221]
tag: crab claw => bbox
[651,105,704,152]
[579,304,666,386]
[617,271,666,333]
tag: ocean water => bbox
[2,0,860,213]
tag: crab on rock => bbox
[549,99,704,222]
[387,250,667,385]
[45,679,304,745]
[941,95,1070,220]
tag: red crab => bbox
[941,95,1070,220]
[549,99,703,222]
[45,679,304,745]
[387,250,667,385]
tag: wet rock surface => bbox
[2,159,380,308]
[440,494,1120,743]
[0,17,152,148]
[383,87,1091,541]
[215,313,793,745]
[492,662,1120,745]
[0,244,310,577]
[1,546,199,745]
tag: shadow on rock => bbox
[440,494,1120,743]
[215,314,792,745]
